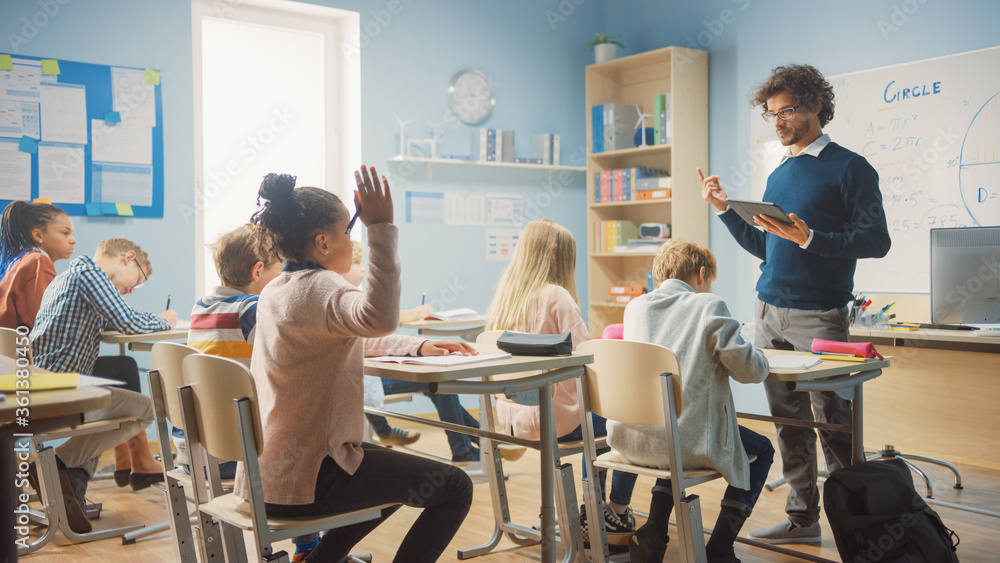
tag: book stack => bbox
[591,94,672,153]
[591,103,641,153]
[475,129,515,162]
[594,167,671,203]
[531,133,561,165]
[594,220,638,253]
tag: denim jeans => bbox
[266,444,473,563]
[367,378,479,458]
[655,425,774,511]
[559,413,637,507]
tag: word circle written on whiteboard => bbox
[883,80,942,104]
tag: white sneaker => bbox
[172,436,190,467]
[748,518,821,544]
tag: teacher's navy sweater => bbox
[720,141,891,310]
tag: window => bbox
[192,0,359,293]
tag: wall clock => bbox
[447,69,495,125]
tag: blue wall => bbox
[3,0,999,414]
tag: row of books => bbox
[473,129,561,164]
[593,220,637,253]
[594,167,672,203]
[591,93,672,154]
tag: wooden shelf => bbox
[591,199,671,208]
[385,156,585,184]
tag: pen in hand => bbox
[166,294,171,310]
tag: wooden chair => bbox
[179,353,393,562]
[20,422,143,554]
[0,326,26,359]
[125,342,203,559]
[460,330,609,562]
[576,339,725,563]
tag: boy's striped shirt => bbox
[187,286,258,368]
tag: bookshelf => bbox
[385,155,585,184]
[585,46,709,336]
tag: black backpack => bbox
[823,458,960,563]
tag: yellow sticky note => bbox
[0,373,79,392]
[116,203,134,216]
[33,197,52,204]
[144,69,160,85]
[0,55,12,71]
[40,59,60,75]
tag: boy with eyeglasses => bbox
[697,64,891,545]
[28,238,177,533]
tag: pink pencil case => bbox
[811,338,884,360]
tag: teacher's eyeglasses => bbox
[761,105,801,123]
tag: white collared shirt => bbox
[718,133,831,249]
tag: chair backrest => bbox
[0,327,22,358]
[181,353,264,463]
[576,339,682,425]
[475,330,505,351]
[151,342,201,428]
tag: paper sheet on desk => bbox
[367,353,511,367]
[768,355,822,370]
[0,373,125,391]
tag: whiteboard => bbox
[750,45,1000,293]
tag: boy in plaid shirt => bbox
[30,238,177,533]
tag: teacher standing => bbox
[698,64,891,545]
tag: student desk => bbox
[364,349,592,563]
[738,349,890,464]
[399,316,488,343]
[1,356,112,562]
[100,328,188,355]
[849,327,1000,469]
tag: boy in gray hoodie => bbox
[607,240,774,563]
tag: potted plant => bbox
[586,33,625,63]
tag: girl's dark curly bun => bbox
[258,173,296,208]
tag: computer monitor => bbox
[930,226,1000,324]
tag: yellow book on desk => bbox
[0,373,79,392]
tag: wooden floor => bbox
[20,419,1000,562]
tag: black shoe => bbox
[129,471,165,491]
[452,448,481,465]
[114,469,131,487]
[628,526,668,563]
[580,503,633,554]
[706,547,741,563]
[59,468,93,534]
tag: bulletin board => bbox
[749,45,1000,293]
[0,53,164,218]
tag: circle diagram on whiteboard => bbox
[959,92,1000,226]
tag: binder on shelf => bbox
[591,105,604,153]
[531,133,553,164]
[655,92,672,144]
[498,130,515,162]
[474,128,492,161]
[594,220,638,253]
[552,134,560,165]
[604,103,641,151]
[636,188,671,200]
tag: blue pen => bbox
[881,302,895,313]
[421,293,426,306]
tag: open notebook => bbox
[767,355,822,370]
[367,352,511,367]
[0,373,125,392]
[422,308,480,322]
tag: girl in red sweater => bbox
[0,200,76,330]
